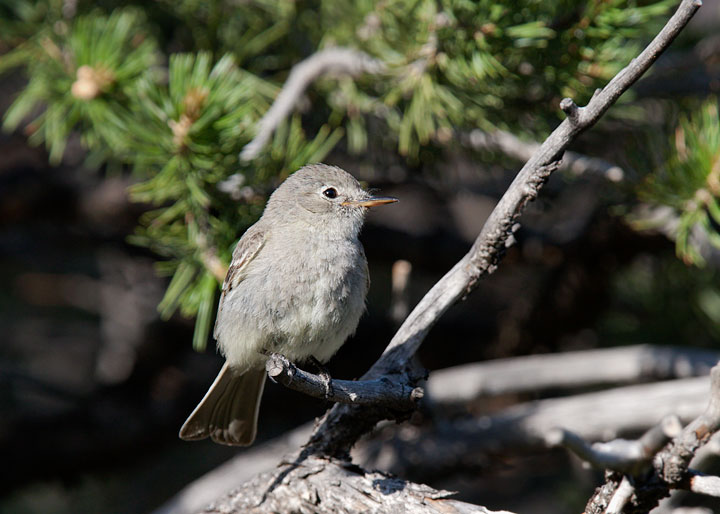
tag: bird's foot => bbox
[309,356,334,400]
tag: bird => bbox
[179,163,397,445]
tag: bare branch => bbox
[427,345,720,405]
[357,377,709,482]
[656,364,720,485]
[239,48,385,161]
[204,456,514,514]
[463,129,625,181]
[586,361,720,513]
[688,472,720,497]
[159,370,704,514]
[546,416,680,474]
[265,353,423,410]
[605,476,635,514]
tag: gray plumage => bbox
[179,164,396,446]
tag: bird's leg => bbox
[309,356,333,400]
[261,344,295,384]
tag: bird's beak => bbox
[342,196,398,208]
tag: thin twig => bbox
[605,476,635,514]
[160,365,707,514]
[463,129,625,182]
[688,471,720,497]
[656,364,720,485]
[239,48,385,161]
[390,260,412,325]
[546,416,680,475]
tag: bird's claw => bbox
[309,356,334,400]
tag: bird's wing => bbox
[213,224,266,339]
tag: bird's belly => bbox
[217,248,367,368]
[269,263,366,362]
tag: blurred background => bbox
[2,1,720,513]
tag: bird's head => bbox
[265,164,397,238]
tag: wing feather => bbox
[213,225,266,339]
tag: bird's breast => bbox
[217,231,368,367]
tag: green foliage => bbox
[317,0,677,156]
[639,99,720,266]
[2,8,157,164]
[0,0,686,349]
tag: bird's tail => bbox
[179,363,266,446]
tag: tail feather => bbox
[179,363,266,446]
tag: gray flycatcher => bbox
[179,163,397,446]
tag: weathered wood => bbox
[358,376,711,479]
[427,345,720,404]
[265,353,423,410]
[585,362,720,513]
[157,374,711,514]
[204,457,513,514]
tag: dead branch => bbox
[463,129,625,182]
[545,416,681,475]
[204,456,514,514]
[357,376,710,480]
[606,476,635,514]
[265,353,424,410]
[159,368,711,514]
[687,472,720,497]
[239,48,385,161]
[585,361,720,514]
[426,345,720,405]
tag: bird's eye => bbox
[323,187,338,199]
